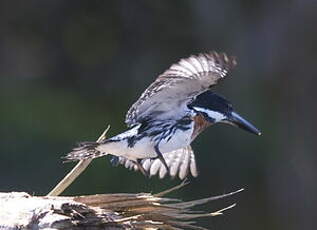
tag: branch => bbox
[0,185,242,230]
[47,126,110,196]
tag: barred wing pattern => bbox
[112,146,198,180]
[125,52,236,127]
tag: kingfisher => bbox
[65,52,261,179]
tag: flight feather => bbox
[110,146,198,180]
[125,52,236,127]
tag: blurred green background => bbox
[0,1,316,229]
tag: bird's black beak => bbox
[226,111,261,135]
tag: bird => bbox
[65,51,261,179]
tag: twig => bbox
[154,178,190,197]
[47,125,110,196]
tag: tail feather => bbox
[64,141,103,162]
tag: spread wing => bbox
[110,146,198,180]
[125,51,236,127]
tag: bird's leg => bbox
[154,145,169,172]
[135,159,149,177]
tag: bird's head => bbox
[188,91,261,135]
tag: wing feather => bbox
[125,51,236,126]
[179,148,190,180]
[169,151,181,178]
[159,164,168,179]
[149,159,161,176]
[190,152,198,178]
[110,146,198,180]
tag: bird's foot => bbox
[154,146,170,174]
[135,159,149,178]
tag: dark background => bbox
[0,1,316,229]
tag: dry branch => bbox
[0,185,243,230]
[47,126,110,196]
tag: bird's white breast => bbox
[158,124,194,153]
[96,121,194,161]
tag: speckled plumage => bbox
[65,51,237,179]
[125,52,236,127]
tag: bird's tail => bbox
[64,141,105,162]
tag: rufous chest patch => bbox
[191,114,211,141]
